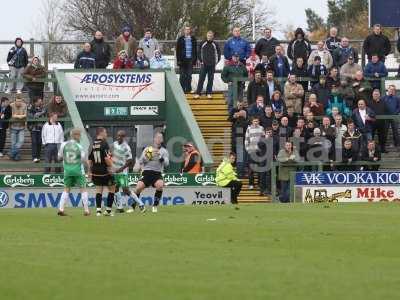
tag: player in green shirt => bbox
[57,128,90,216]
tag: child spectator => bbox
[133,47,150,69]
[113,50,133,69]
[150,50,170,69]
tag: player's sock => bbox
[121,194,129,208]
[131,191,144,207]
[59,191,69,212]
[153,190,162,207]
[95,193,102,212]
[115,192,123,209]
[106,193,114,213]
[82,192,89,213]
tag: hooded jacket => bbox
[150,51,170,69]
[287,28,311,61]
[115,27,137,59]
[216,158,238,187]
[7,38,28,69]
[22,57,46,89]
[90,38,111,68]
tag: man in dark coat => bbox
[363,24,391,62]
[90,31,111,68]
[176,25,197,93]
[255,28,279,60]
[246,71,267,106]
[287,28,311,62]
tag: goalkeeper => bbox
[127,132,169,214]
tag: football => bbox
[144,146,153,160]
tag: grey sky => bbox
[0,0,328,40]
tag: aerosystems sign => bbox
[64,71,166,121]
[0,173,217,188]
[295,172,400,203]
[0,188,230,209]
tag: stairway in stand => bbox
[186,93,270,203]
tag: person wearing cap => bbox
[139,28,160,60]
[113,50,133,69]
[180,142,202,174]
[340,55,362,81]
[224,27,251,64]
[176,25,198,93]
[333,37,358,67]
[308,40,333,69]
[221,53,248,112]
[90,31,111,68]
[307,56,328,88]
[6,37,28,94]
[22,56,46,104]
[363,24,391,62]
[115,25,137,58]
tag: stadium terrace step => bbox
[187,92,268,203]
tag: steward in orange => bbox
[181,143,202,173]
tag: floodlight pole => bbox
[252,0,256,41]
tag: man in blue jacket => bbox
[382,85,400,148]
[74,43,96,69]
[224,27,251,64]
[364,54,388,90]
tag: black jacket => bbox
[361,148,381,171]
[176,35,197,65]
[255,37,280,59]
[269,54,290,77]
[291,64,309,91]
[247,80,267,105]
[7,39,28,69]
[198,40,221,66]
[325,36,341,54]
[254,62,273,77]
[265,80,282,102]
[74,51,96,69]
[363,33,391,60]
[287,28,311,62]
[0,105,12,130]
[90,38,111,68]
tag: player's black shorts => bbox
[92,174,115,187]
[140,170,163,188]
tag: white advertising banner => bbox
[298,186,400,203]
[64,72,165,102]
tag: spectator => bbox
[133,47,150,69]
[270,90,287,116]
[260,105,275,128]
[6,37,28,94]
[320,116,336,143]
[149,49,170,69]
[339,139,358,171]
[176,25,197,93]
[308,56,328,88]
[115,25,137,58]
[333,37,358,67]
[291,57,308,92]
[248,95,265,118]
[332,114,347,137]
[338,78,356,109]
[326,67,340,91]
[368,89,387,153]
[28,98,46,162]
[352,71,373,103]
[47,95,67,118]
[308,40,333,69]
[269,45,290,78]
[254,55,271,77]
[113,50,134,69]
[265,70,281,102]
[277,141,300,203]
[284,74,304,114]
[325,27,341,55]
[228,101,248,177]
[90,31,111,68]
[279,116,293,140]
[195,31,221,99]
[382,85,400,149]
[9,95,27,161]
[363,24,391,62]
[246,47,260,79]
[221,53,248,112]
[311,76,330,108]
[181,142,202,173]
[138,28,160,59]
[360,140,381,171]
[340,55,362,81]
[0,97,11,157]
[326,88,351,118]
[257,127,274,196]
[352,99,376,145]
[22,56,46,104]
[42,112,64,173]
[364,55,388,90]
[308,127,333,166]
[287,27,311,62]
[343,120,362,153]
[255,27,279,60]
[245,116,264,189]
[216,152,242,204]
[307,93,324,116]
[286,106,298,128]
[74,43,96,69]
[292,126,307,158]
[246,71,267,106]
[224,27,251,63]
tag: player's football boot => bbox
[84,211,91,216]
[139,206,147,213]
[57,211,68,216]
[152,206,158,213]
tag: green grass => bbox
[1,204,400,300]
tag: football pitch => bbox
[1,204,399,300]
